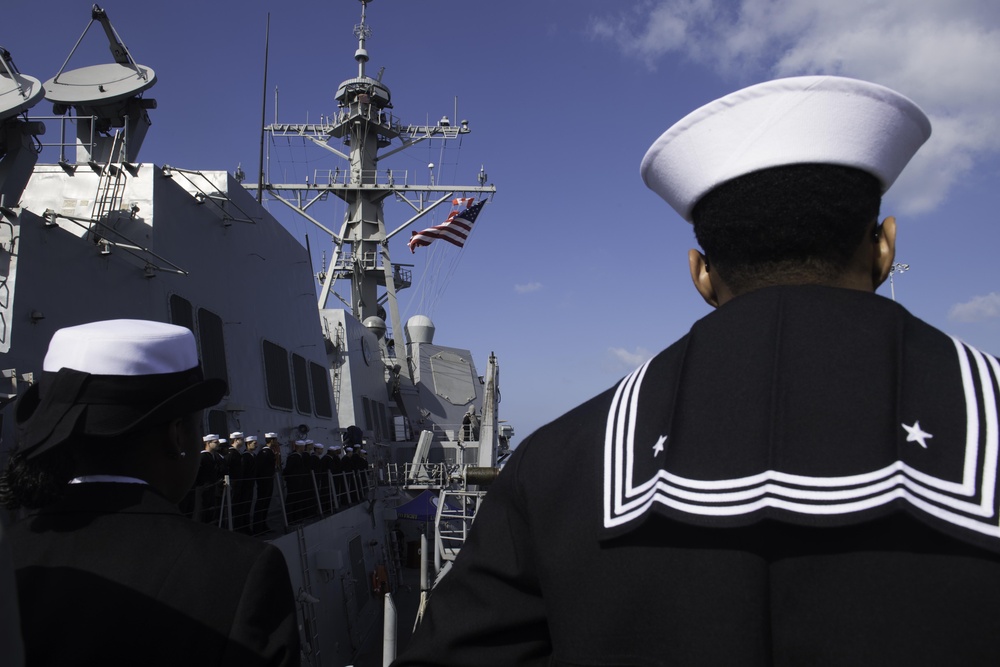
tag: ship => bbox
[0,2,508,665]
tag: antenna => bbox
[889,262,910,301]
[354,0,374,79]
[257,14,270,204]
[0,48,45,122]
[43,5,157,165]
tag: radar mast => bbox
[252,0,496,383]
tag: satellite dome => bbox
[405,315,435,344]
[362,316,386,339]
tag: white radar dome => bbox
[405,315,435,344]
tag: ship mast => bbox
[251,0,495,381]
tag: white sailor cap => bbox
[345,447,354,453]
[246,435,257,443]
[305,439,314,446]
[294,440,305,446]
[640,75,932,222]
[314,443,326,452]
[330,444,343,451]
[219,438,228,444]
[229,431,244,439]
[203,433,219,442]
[265,432,278,439]
[360,449,367,454]
[43,319,200,375]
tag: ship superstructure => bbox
[249,0,507,474]
[1,2,509,665]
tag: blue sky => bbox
[6,0,1000,449]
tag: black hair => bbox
[691,163,882,294]
[1,433,141,511]
[0,446,77,511]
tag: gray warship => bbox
[0,2,508,664]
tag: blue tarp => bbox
[395,490,459,522]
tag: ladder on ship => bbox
[295,525,323,665]
[433,489,486,572]
[90,129,128,229]
[330,321,345,412]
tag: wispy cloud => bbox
[589,0,1000,215]
[514,282,543,294]
[608,346,653,371]
[949,292,1000,323]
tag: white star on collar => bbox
[902,421,933,449]
[652,435,668,457]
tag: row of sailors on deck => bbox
[182,430,372,533]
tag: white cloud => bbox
[608,346,653,370]
[949,292,1000,323]
[590,0,1000,215]
[514,282,542,294]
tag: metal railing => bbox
[181,466,379,536]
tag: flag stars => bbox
[652,435,668,457]
[902,420,933,448]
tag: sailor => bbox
[330,443,347,509]
[253,433,279,534]
[222,432,245,530]
[283,440,306,523]
[357,448,370,497]
[460,405,480,443]
[393,77,1000,666]
[0,319,299,665]
[343,446,359,503]
[312,443,330,515]
[321,444,342,513]
[303,440,320,518]
[214,437,228,516]
[239,435,258,533]
[195,433,222,523]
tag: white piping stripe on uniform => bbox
[603,336,1000,537]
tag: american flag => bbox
[408,198,486,253]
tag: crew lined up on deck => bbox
[183,427,376,533]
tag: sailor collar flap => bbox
[600,286,1000,554]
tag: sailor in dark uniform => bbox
[252,433,278,534]
[240,434,258,533]
[303,440,320,518]
[195,434,222,523]
[343,446,359,503]
[221,433,244,530]
[314,443,331,515]
[394,77,1000,666]
[329,443,347,509]
[212,437,228,525]
[282,440,306,523]
[0,319,299,666]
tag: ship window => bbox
[377,402,389,441]
[197,309,229,390]
[310,362,333,418]
[363,397,373,432]
[291,353,312,415]
[262,340,293,411]
[169,295,194,332]
[394,415,411,441]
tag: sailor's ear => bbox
[872,216,897,289]
[162,416,187,460]
[688,249,719,308]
